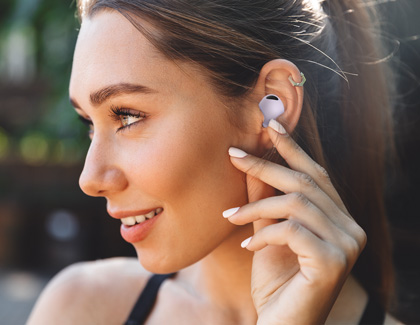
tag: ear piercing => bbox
[259,71,306,127]
[288,72,306,87]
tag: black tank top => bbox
[124,273,385,325]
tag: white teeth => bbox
[121,208,163,226]
[135,215,146,223]
[145,211,155,219]
[122,216,136,226]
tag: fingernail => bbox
[241,236,252,248]
[222,207,240,218]
[268,119,287,135]
[228,147,248,158]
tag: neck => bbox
[180,224,257,323]
[176,225,369,325]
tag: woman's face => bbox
[69,11,259,273]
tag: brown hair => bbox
[76,0,395,308]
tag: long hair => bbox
[76,0,395,308]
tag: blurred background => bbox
[0,0,419,324]
[0,1,135,323]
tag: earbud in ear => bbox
[259,94,284,127]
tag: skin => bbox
[27,10,401,325]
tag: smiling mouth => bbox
[121,208,163,226]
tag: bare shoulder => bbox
[385,313,404,325]
[327,275,405,325]
[27,257,150,325]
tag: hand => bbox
[224,119,367,325]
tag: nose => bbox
[79,138,128,197]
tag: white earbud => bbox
[258,94,284,127]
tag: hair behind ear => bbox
[296,0,396,308]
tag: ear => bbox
[250,59,304,150]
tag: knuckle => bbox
[343,236,362,262]
[325,246,348,273]
[315,164,330,182]
[295,171,317,189]
[285,220,301,236]
[326,234,364,275]
[289,192,310,208]
[345,221,367,252]
[354,225,367,250]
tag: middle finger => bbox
[228,148,345,222]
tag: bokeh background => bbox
[0,0,419,324]
[0,1,135,323]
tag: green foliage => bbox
[0,0,89,165]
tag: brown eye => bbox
[120,115,142,127]
[109,106,147,132]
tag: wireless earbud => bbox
[258,94,284,127]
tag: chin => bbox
[134,248,194,274]
[133,237,222,274]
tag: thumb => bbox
[246,174,277,232]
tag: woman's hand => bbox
[224,119,367,325]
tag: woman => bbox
[28,0,399,324]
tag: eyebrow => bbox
[69,82,157,109]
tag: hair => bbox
[76,0,395,308]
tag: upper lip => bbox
[107,207,161,219]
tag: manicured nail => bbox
[268,119,287,135]
[241,236,252,248]
[228,147,248,158]
[222,207,240,218]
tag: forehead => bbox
[69,10,199,102]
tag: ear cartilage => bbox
[258,94,285,128]
[289,72,306,87]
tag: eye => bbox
[78,115,94,139]
[120,115,141,127]
[110,106,147,132]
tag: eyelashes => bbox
[76,105,148,137]
[78,115,93,126]
[78,115,94,138]
[109,105,147,133]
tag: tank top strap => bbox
[125,273,384,324]
[358,296,386,325]
[124,273,176,325]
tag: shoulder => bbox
[327,275,405,325]
[27,257,150,325]
[384,313,404,325]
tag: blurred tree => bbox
[0,0,134,274]
[0,0,89,166]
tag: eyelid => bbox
[109,105,147,120]
[109,105,148,133]
[78,114,93,125]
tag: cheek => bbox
[118,103,249,271]
[123,118,247,211]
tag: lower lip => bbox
[120,211,162,244]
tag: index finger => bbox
[228,148,344,220]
